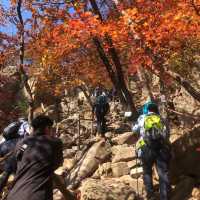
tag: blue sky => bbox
[0,0,110,35]
[0,0,31,35]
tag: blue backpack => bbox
[3,121,22,140]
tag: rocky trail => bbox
[50,97,200,200]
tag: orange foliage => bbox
[2,0,199,94]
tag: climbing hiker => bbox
[93,90,110,137]
[1,118,30,143]
[132,101,171,200]
[0,139,18,194]
[0,118,30,193]
[6,115,63,200]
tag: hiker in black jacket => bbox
[6,115,63,200]
[93,91,110,137]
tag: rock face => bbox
[80,178,137,200]
[170,127,200,183]
[66,140,111,188]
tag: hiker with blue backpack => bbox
[0,118,30,194]
[93,90,110,137]
[132,101,171,200]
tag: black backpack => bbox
[3,121,22,140]
[95,95,109,115]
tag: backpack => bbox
[143,114,165,148]
[95,95,109,115]
[3,121,22,140]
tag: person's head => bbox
[31,115,53,136]
[147,102,159,114]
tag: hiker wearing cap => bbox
[132,101,171,200]
[6,115,63,200]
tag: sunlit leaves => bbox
[12,0,200,95]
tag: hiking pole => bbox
[134,143,140,199]
[91,110,94,137]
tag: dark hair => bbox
[31,115,53,135]
[147,103,159,114]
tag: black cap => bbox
[31,115,53,130]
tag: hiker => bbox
[93,91,110,137]
[1,118,30,144]
[132,101,171,200]
[0,118,30,193]
[6,115,63,200]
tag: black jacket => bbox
[6,135,63,200]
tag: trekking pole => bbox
[77,114,80,150]
[91,111,94,137]
[134,143,140,199]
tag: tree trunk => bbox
[17,0,34,123]
[90,0,138,120]
[105,35,137,115]
[93,37,128,107]
[166,70,200,103]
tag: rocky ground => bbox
[52,97,200,200]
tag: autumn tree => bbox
[1,0,199,121]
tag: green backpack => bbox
[144,114,165,146]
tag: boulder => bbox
[119,175,144,196]
[127,160,138,169]
[80,178,137,200]
[92,162,112,178]
[112,132,137,145]
[93,162,130,178]
[63,159,75,171]
[111,162,130,177]
[112,146,136,163]
[111,144,128,155]
[63,149,76,158]
[66,140,111,189]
